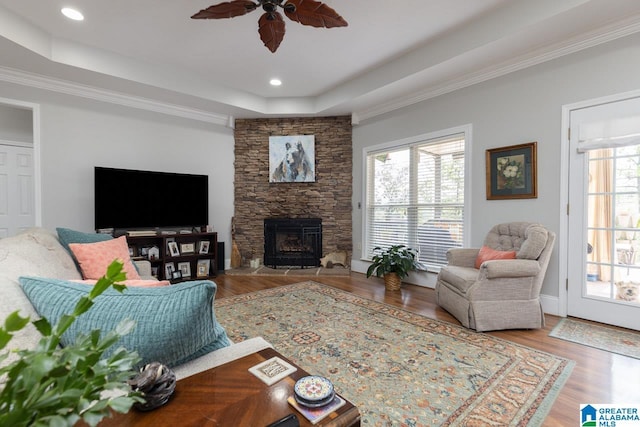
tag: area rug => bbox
[215,281,574,426]
[549,318,640,360]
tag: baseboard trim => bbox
[540,294,561,316]
[351,259,436,288]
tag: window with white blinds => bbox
[365,133,466,270]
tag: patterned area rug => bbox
[550,318,640,359]
[215,282,574,426]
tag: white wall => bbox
[0,102,32,142]
[352,32,640,311]
[0,81,235,263]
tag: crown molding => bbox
[354,15,640,123]
[0,66,232,128]
[2,11,639,127]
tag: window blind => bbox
[576,97,640,152]
[365,133,465,270]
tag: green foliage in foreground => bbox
[0,260,143,426]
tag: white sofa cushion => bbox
[0,227,273,382]
[0,228,82,373]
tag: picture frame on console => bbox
[178,262,191,279]
[485,141,537,200]
[199,241,210,254]
[180,243,195,254]
[197,259,210,277]
[168,241,180,257]
[164,263,175,280]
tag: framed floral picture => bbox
[485,142,537,200]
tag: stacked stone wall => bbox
[233,116,352,265]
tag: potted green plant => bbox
[366,245,423,291]
[0,260,143,427]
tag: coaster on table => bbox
[248,356,297,386]
[288,395,346,425]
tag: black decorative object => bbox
[128,362,176,411]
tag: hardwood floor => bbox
[214,272,640,427]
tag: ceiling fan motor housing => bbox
[260,0,295,14]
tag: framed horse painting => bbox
[269,135,316,183]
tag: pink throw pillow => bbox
[474,245,517,269]
[69,236,141,280]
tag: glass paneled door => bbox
[567,96,640,330]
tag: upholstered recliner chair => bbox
[435,222,555,332]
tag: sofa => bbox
[0,227,271,380]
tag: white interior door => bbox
[0,143,35,238]
[567,96,640,330]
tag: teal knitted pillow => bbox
[56,227,113,253]
[19,277,230,368]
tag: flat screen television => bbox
[95,167,208,231]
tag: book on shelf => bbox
[287,395,346,425]
[126,230,158,237]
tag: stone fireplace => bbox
[233,116,352,267]
[264,218,322,268]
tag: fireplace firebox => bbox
[264,218,322,268]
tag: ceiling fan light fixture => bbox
[61,7,84,21]
[191,0,347,53]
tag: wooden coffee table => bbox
[99,347,360,426]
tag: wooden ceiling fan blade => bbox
[283,0,348,28]
[258,12,286,52]
[191,0,258,19]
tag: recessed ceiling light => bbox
[61,7,84,21]
[270,79,282,86]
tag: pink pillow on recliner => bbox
[474,245,516,269]
[69,236,141,280]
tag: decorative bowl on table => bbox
[128,362,176,411]
[293,375,335,408]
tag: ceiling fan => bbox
[191,0,348,53]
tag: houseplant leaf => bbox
[0,260,143,427]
